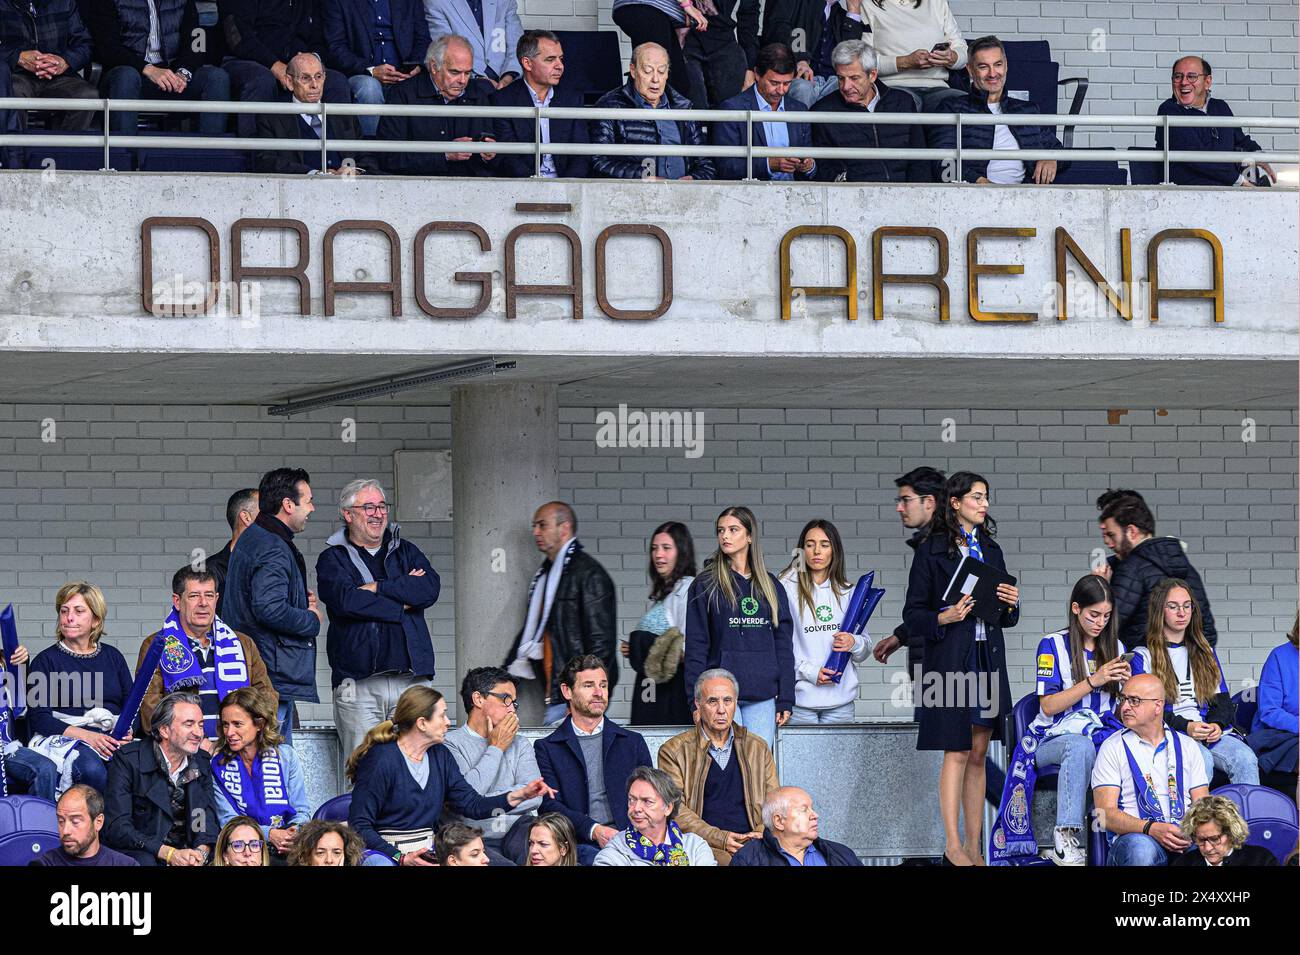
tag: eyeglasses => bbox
[230,839,264,853]
[1194,832,1228,847]
[350,503,389,516]
[1171,72,1204,83]
[895,495,919,505]
[1164,602,1194,613]
[485,691,519,710]
[963,493,990,504]
[1117,694,1161,708]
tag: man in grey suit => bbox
[422,0,523,89]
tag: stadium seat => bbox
[1211,783,1299,864]
[1054,149,1127,185]
[1089,827,1109,866]
[947,40,1089,147]
[0,794,57,835]
[552,31,624,104]
[362,848,398,865]
[1127,146,1165,185]
[1009,693,1058,787]
[0,830,60,865]
[135,132,248,173]
[313,793,352,822]
[1231,688,1257,735]
[20,130,132,172]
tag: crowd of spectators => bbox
[0,0,1275,184]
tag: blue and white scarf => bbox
[155,608,249,735]
[1122,730,1186,824]
[212,747,296,828]
[625,820,691,866]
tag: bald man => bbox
[1092,673,1210,866]
[505,502,617,725]
[731,786,862,866]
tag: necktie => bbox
[309,115,322,138]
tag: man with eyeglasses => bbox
[1155,55,1273,187]
[873,466,945,681]
[1092,673,1210,866]
[442,667,544,866]
[316,478,442,762]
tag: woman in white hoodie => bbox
[780,520,870,724]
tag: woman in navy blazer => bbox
[902,471,1019,866]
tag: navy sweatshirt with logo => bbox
[684,567,796,711]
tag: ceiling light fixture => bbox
[267,358,516,416]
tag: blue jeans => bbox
[348,73,384,137]
[104,64,230,135]
[1035,733,1096,830]
[1107,832,1171,866]
[789,701,855,725]
[70,741,109,794]
[735,698,777,749]
[277,700,295,746]
[4,747,59,801]
[543,702,569,727]
[1200,734,1259,785]
[786,74,840,110]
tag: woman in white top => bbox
[593,766,716,866]
[625,521,696,726]
[780,519,869,724]
[861,0,967,114]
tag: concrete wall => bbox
[517,0,1299,150]
[1,401,1293,724]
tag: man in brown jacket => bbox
[657,668,778,865]
[135,567,278,752]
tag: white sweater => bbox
[864,0,968,88]
[779,570,871,711]
[593,829,717,866]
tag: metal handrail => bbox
[1,96,1294,183]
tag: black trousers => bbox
[683,32,747,109]
[612,4,692,100]
[3,65,97,130]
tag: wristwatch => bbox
[177,67,193,82]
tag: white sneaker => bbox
[1049,827,1086,866]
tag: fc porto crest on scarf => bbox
[160,632,196,679]
[1006,782,1031,836]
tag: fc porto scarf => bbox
[213,747,297,828]
[0,604,18,795]
[625,820,691,866]
[156,609,249,736]
[1122,730,1186,824]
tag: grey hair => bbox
[339,478,386,516]
[625,766,682,820]
[287,51,323,76]
[831,40,878,74]
[151,691,202,741]
[761,786,808,830]
[427,34,471,71]
[694,668,740,703]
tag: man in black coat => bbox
[761,0,868,109]
[873,466,945,682]
[255,52,364,174]
[811,39,928,183]
[731,787,862,866]
[102,693,220,866]
[1095,489,1218,648]
[490,30,588,179]
[504,502,617,725]
[376,33,494,176]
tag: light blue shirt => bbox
[780,841,827,866]
[755,86,792,181]
[525,82,557,178]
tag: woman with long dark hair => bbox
[903,471,1019,865]
[685,506,795,747]
[779,519,868,724]
[1130,578,1259,785]
[1028,574,1129,865]
[626,521,697,726]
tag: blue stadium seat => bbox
[0,794,57,836]
[0,830,60,865]
[552,31,624,104]
[362,848,397,866]
[20,130,132,171]
[1054,149,1127,185]
[1009,693,1057,787]
[313,793,352,821]
[947,40,1089,147]
[1211,783,1299,864]
[1089,827,1109,866]
[1231,688,1257,735]
[135,132,247,173]
[1127,146,1165,185]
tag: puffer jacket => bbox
[589,79,716,180]
[933,85,1067,183]
[1109,536,1218,648]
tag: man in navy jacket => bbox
[731,787,862,866]
[711,42,815,181]
[490,30,588,179]
[534,656,653,865]
[1155,55,1271,187]
[933,35,1062,185]
[221,467,324,743]
[316,478,441,761]
[319,0,430,136]
[0,0,96,129]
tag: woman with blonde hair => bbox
[1171,796,1279,866]
[211,687,312,863]
[213,815,270,867]
[27,582,134,794]
[685,506,795,747]
[1131,578,1259,785]
[346,685,555,866]
[526,812,578,867]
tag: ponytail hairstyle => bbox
[1142,578,1221,705]
[1065,574,1122,695]
[782,519,850,621]
[703,506,782,627]
[647,521,698,603]
[931,471,997,557]
[345,685,444,783]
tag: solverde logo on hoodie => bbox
[740,596,759,616]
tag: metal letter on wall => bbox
[1146,228,1224,323]
[594,224,673,320]
[230,218,310,316]
[966,227,1038,322]
[413,221,492,319]
[779,226,858,321]
[871,226,949,322]
[504,223,583,320]
[322,219,402,317]
[1054,226,1132,322]
[140,216,219,316]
